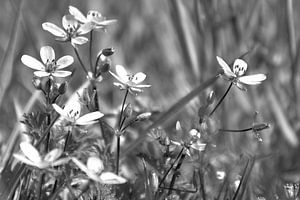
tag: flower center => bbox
[45,59,57,73]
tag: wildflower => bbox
[216,56,267,91]
[110,65,151,95]
[52,101,103,126]
[69,6,117,31]
[21,46,73,78]
[71,157,127,184]
[13,142,68,169]
[42,15,93,47]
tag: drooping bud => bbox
[101,47,115,57]
[32,78,42,90]
[136,112,152,121]
[123,103,133,118]
[58,82,67,95]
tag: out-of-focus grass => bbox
[0,0,300,198]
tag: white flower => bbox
[13,142,69,169]
[110,65,151,95]
[216,56,267,91]
[21,46,73,78]
[69,6,117,31]
[71,157,127,184]
[42,15,93,47]
[52,101,103,126]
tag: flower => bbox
[21,46,73,78]
[13,142,69,169]
[71,157,127,184]
[42,15,93,47]
[110,65,151,95]
[216,56,267,91]
[52,101,103,126]
[69,6,117,31]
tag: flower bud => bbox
[32,78,42,90]
[99,63,111,73]
[58,82,67,95]
[252,123,270,132]
[44,79,52,93]
[136,112,152,121]
[101,47,115,57]
[206,91,215,105]
[123,103,133,118]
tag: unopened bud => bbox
[101,47,115,57]
[123,103,133,118]
[206,91,215,105]
[136,112,152,121]
[252,123,270,132]
[44,79,52,93]
[58,82,67,95]
[99,63,111,73]
[32,78,42,90]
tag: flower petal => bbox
[134,84,151,88]
[71,37,88,45]
[62,15,78,30]
[33,71,50,77]
[233,59,247,76]
[69,6,87,23]
[96,19,117,26]
[64,101,81,119]
[87,157,104,174]
[72,157,100,182]
[52,71,72,78]
[57,56,74,69]
[21,55,45,71]
[44,148,63,162]
[77,22,93,35]
[132,72,146,84]
[238,74,267,85]
[216,56,236,78]
[76,111,104,125]
[40,46,55,64]
[52,104,69,119]
[99,172,127,184]
[87,11,103,23]
[42,22,66,37]
[115,65,130,83]
[19,142,42,163]
[13,154,37,167]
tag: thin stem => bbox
[219,127,252,133]
[73,47,89,78]
[116,135,120,175]
[118,89,129,129]
[63,128,73,152]
[158,147,184,188]
[89,30,94,73]
[209,82,233,117]
[168,153,186,195]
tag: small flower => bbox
[216,56,267,91]
[52,101,104,126]
[42,15,93,47]
[21,46,73,78]
[72,157,127,184]
[69,6,117,31]
[13,142,68,169]
[110,65,151,95]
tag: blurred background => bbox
[0,0,300,198]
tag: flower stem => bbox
[168,152,186,195]
[219,127,253,132]
[89,30,94,73]
[209,82,233,117]
[73,47,89,78]
[116,89,129,175]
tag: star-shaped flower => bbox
[110,65,151,95]
[71,157,127,184]
[69,5,117,31]
[42,15,93,47]
[13,142,69,169]
[216,56,267,91]
[21,46,73,78]
[52,101,103,126]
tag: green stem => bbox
[168,153,186,195]
[116,135,120,175]
[118,89,129,129]
[209,82,233,117]
[73,47,89,78]
[219,127,252,132]
[89,30,94,73]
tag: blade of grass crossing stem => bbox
[121,75,218,158]
[232,156,255,200]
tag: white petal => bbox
[134,84,151,88]
[21,55,45,71]
[57,55,74,69]
[99,172,127,184]
[77,22,93,35]
[42,22,66,37]
[238,74,267,85]
[216,56,236,78]
[71,157,91,175]
[52,104,69,118]
[52,71,72,78]
[69,6,88,23]
[71,37,88,45]
[115,65,129,83]
[33,71,50,77]
[96,19,117,26]
[129,87,143,94]
[132,72,146,84]
[19,142,42,163]
[76,111,104,125]
[40,46,55,64]
[62,15,78,30]
[113,82,126,90]
[13,153,37,167]
[64,101,81,119]
[176,121,182,132]
[51,158,70,167]
[110,71,126,84]
[87,157,104,174]
[190,142,206,151]
[44,148,63,162]
[233,59,248,76]
[87,11,103,23]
